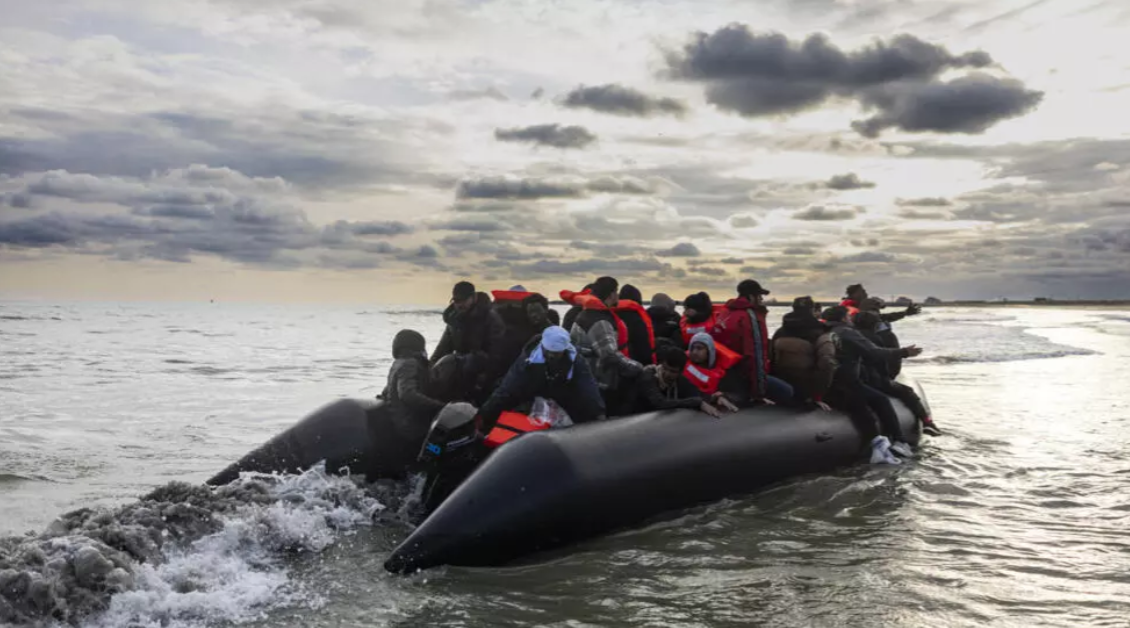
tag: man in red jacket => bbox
[714,279,795,406]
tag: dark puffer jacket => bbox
[370,330,448,477]
[825,321,913,386]
[429,291,507,382]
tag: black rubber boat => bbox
[383,384,924,573]
[207,381,927,573]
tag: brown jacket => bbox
[771,312,837,401]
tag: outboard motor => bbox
[413,402,487,515]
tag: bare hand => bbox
[904,345,924,357]
[757,397,777,406]
[700,401,722,418]
[717,396,739,413]
[816,401,832,412]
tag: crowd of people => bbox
[380,277,941,468]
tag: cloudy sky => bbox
[1,0,1128,303]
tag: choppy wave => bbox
[918,346,1097,365]
[0,464,384,627]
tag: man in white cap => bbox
[476,326,606,432]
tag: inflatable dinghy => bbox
[208,381,927,573]
[383,388,923,573]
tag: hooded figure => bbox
[430,282,507,401]
[370,330,448,477]
[647,293,683,350]
[493,289,553,386]
[477,326,605,431]
[771,296,837,403]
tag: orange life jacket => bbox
[679,304,726,346]
[484,410,550,448]
[491,289,534,303]
[612,299,655,359]
[683,342,742,395]
[560,290,630,351]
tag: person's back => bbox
[373,330,448,477]
[771,297,836,404]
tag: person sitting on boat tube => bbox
[370,330,449,478]
[821,306,922,464]
[683,332,743,413]
[852,309,941,437]
[633,345,734,417]
[476,325,605,435]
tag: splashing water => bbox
[0,463,385,627]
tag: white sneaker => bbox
[889,441,915,458]
[869,436,901,465]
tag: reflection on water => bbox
[2,302,1129,627]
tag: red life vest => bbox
[612,299,655,359]
[491,289,535,303]
[484,410,550,448]
[683,342,742,395]
[679,304,726,346]
[560,290,630,352]
[840,298,860,318]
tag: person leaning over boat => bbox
[770,296,836,410]
[714,279,795,406]
[370,330,448,478]
[842,284,921,330]
[852,310,941,437]
[476,326,605,433]
[429,281,507,403]
[568,276,644,416]
[821,306,922,463]
[856,297,939,433]
[633,345,735,417]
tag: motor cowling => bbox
[415,402,486,514]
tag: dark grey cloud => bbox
[663,25,1041,136]
[0,107,450,190]
[899,208,953,220]
[782,246,817,255]
[897,197,951,207]
[656,242,701,257]
[561,84,687,117]
[837,251,899,264]
[430,217,511,232]
[851,74,1043,138]
[730,214,759,228]
[3,192,35,209]
[330,220,415,236]
[494,124,597,149]
[825,173,876,190]
[0,168,428,270]
[720,257,744,264]
[794,205,860,221]
[454,175,655,200]
[456,176,583,200]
